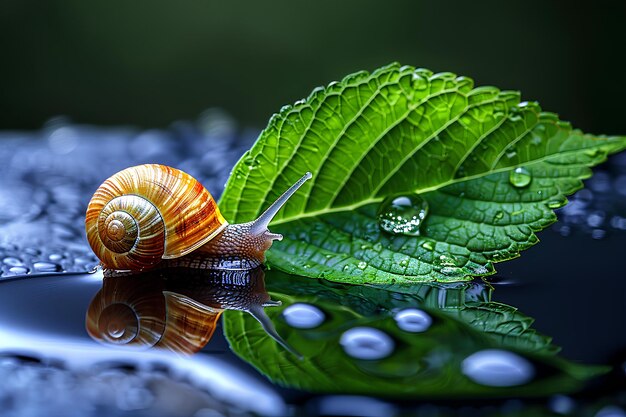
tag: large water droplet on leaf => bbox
[377,194,429,236]
[509,167,532,188]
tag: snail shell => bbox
[85,164,312,272]
[85,164,226,271]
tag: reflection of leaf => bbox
[224,270,605,397]
[220,63,626,283]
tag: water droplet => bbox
[357,261,367,270]
[378,194,429,236]
[282,303,325,329]
[394,308,432,333]
[530,134,543,145]
[340,327,395,360]
[548,395,575,415]
[420,240,435,251]
[48,253,64,262]
[505,150,517,159]
[33,262,62,273]
[591,229,606,240]
[440,266,465,277]
[462,349,535,387]
[399,259,409,267]
[547,199,564,209]
[8,266,29,275]
[595,406,626,417]
[509,167,532,188]
[3,257,23,266]
[411,73,429,91]
[587,211,605,228]
[494,211,504,220]
[438,254,456,266]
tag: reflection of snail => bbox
[86,266,298,355]
[85,164,311,272]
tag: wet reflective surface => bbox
[0,118,626,416]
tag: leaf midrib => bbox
[268,142,603,227]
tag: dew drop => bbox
[595,406,626,417]
[462,349,535,387]
[357,261,367,270]
[440,266,465,277]
[438,254,456,266]
[378,194,429,236]
[509,167,532,188]
[547,199,564,209]
[591,229,606,240]
[411,73,429,91]
[399,259,409,267]
[282,303,325,329]
[8,266,29,275]
[394,308,432,333]
[33,262,62,273]
[3,257,23,266]
[340,327,395,360]
[420,240,435,251]
[48,253,64,262]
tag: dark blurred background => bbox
[1,0,625,134]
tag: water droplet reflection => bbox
[394,308,432,333]
[378,194,429,236]
[462,349,534,387]
[509,167,532,188]
[282,303,325,329]
[340,327,395,360]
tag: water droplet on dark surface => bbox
[340,327,395,360]
[462,349,534,387]
[378,194,429,236]
[33,262,62,273]
[7,266,29,275]
[591,229,606,240]
[48,253,64,262]
[509,167,532,188]
[548,394,575,415]
[3,256,23,266]
[282,303,325,329]
[394,308,432,333]
[595,406,626,417]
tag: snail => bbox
[86,266,297,355]
[85,164,311,272]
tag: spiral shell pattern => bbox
[85,164,227,271]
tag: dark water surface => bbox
[0,118,625,416]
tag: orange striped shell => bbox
[85,164,227,271]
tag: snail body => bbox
[85,164,311,272]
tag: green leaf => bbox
[220,63,626,283]
[224,270,606,397]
